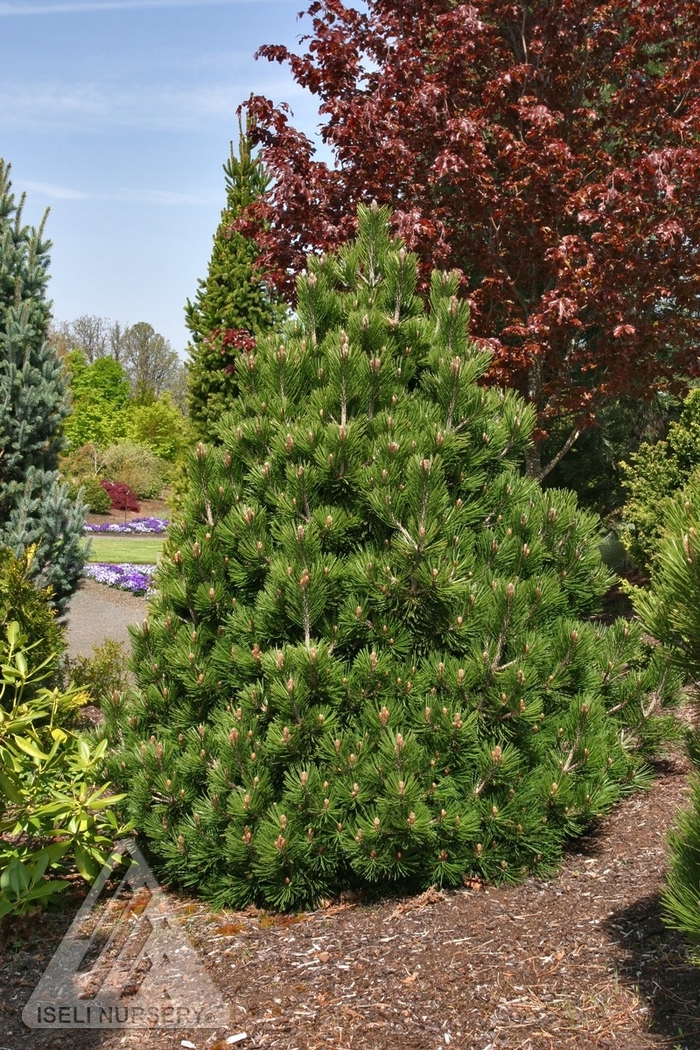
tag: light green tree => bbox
[64,351,130,450]
[126,393,192,462]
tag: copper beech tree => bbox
[242,0,700,477]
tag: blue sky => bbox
[0,0,324,355]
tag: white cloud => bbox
[23,180,219,205]
[0,76,306,132]
[0,0,293,15]
[23,180,90,200]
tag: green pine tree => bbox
[0,160,86,613]
[630,488,700,957]
[186,118,285,441]
[105,205,679,911]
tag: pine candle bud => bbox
[492,746,502,764]
[395,733,405,752]
[407,812,416,826]
[379,705,390,726]
[352,783,359,798]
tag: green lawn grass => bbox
[86,535,164,565]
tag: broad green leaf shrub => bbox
[68,639,130,705]
[127,395,193,463]
[105,206,681,912]
[621,389,700,572]
[68,476,112,514]
[102,440,168,500]
[0,622,128,918]
[0,547,65,690]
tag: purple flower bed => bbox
[84,563,157,596]
[84,517,169,534]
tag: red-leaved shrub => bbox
[100,479,140,512]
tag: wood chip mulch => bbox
[3,754,700,1050]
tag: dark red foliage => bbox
[215,327,257,376]
[100,479,140,513]
[244,0,700,474]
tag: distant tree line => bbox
[51,315,186,407]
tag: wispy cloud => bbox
[0,0,291,15]
[23,181,90,200]
[0,76,306,132]
[24,179,219,205]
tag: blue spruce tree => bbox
[0,160,86,612]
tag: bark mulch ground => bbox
[2,753,699,1050]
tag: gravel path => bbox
[63,578,149,660]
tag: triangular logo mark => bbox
[23,839,230,1029]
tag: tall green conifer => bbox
[186,119,285,441]
[107,206,678,911]
[0,160,86,612]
